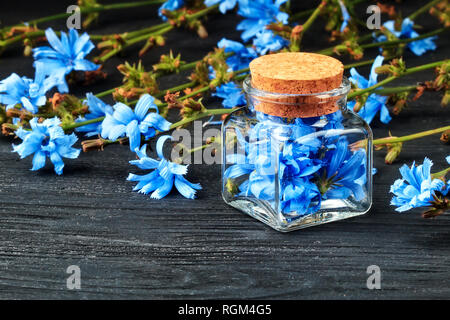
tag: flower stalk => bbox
[290,0,327,51]
[1,0,166,32]
[348,59,448,99]
[318,27,448,56]
[373,125,450,146]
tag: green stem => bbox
[431,167,450,180]
[169,108,234,130]
[80,107,234,150]
[373,85,418,95]
[317,27,448,56]
[154,81,197,99]
[0,23,169,50]
[294,0,327,50]
[1,0,166,31]
[97,5,218,63]
[73,70,247,131]
[301,1,326,31]
[344,55,395,70]
[94,52,238,99]
[289,8,315,22]
[62,117,105,131]
[97,22,171,47]
[98,24,174,63]
[408,0,442,20]
[373,125,450,145]
[95,88,116,98]
[289,0,366,23]
[348,60,446,99]
[359,27,448,50]
[319,0,445,55]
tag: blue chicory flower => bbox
[204,0,237,14]
[347,55,391,124]
[375,18,437,56]
[281,177,322,216]
[217,38,257,71]
[158,0,184,21]
[12,117,80,175]
[127,136,202,199]
[390,157,446,212]
[321,137,367,201]
[33,28,99,93]
[226,113,345,217]
[0,72,58,114]
[237,0,289,42]
[75,93,114,137]
[338,0,351,32]
[252,29,288,55]
[213,82,246,108]
[101,94,172,151]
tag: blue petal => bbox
[31,151,46,171]
[151,179,174,199]
[174,175,202,199]
[126,120,141,152]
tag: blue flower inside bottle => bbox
[221,52,373,232]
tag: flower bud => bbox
[196,24,208,39]
[81,138,105,152]
[226,178,239,196]
[385,142,402,164]
[206,136,216,144]
[441,89,450,106]
[350,139,368,152]
[0,108,6,124]
[440,129,450,144]
[1,123,16,136]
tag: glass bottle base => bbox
[225,197,371,232]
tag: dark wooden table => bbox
[0,0,449,299]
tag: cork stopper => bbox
[248,52,344,118]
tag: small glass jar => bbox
[221,77,373,232]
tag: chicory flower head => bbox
[75,93,114,137]
[33,28,99,93]
[213,82,246,108]
[127,136,202,199]
[217,38,257,71]
[12,117,80,175]
[0,72,58,114]
[375,18,437,56]
[252,29,288,55]
[237,0,289,42]
[347,55,391,124]
[281,176,321,217]
[101,94,172,151]
[321,137,367,201]
[390,157,446,212]
[205,0,237,14]
[158,0,184,21]
[225,113,353,217]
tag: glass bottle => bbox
[221,76,373,232]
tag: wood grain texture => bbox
[0,0,449,299]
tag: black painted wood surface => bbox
[0,0,449,299]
